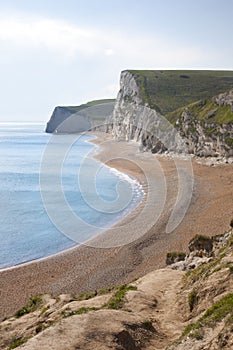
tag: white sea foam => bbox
[108,166,144,195]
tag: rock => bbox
[46,100,115,134]
[107,71,233,159]
[188,234,213,255]
[46,107,92,133]
[212,89,233,108]
[169,256,212,271]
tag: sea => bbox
[0,123,144,269]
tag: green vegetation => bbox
[191,234,212,241]
[182,324,204,340]
[15,295,42,318]
[182,293,233,340]
[184,257,222,284]
[212,261,233,274]
[77,291,97,301]
[65,98,116,113]
[189,234,213,253]
[8,337,28,349]
[47,98,116,132]
[97,286,118,295]
[35,322,45,334]
[62,307,98,318]
[182,322,199,337]
[201,293,233,324]
[104,285,137,310]
[64,99,116,124]
[75,286,117,301]
[168,98,233,125]
[188,289,199,312]
[128,70,233,115]
[226,137,233,146]
[40,305,50,315]
[191,330,204,340]
[61,284,137,317]
[167,252,186,260]
[166,251,186,265]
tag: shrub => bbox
[166,252,186,265]
[188,234,213,253]
[188,289,199,312]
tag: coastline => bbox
[0,132,145,272]
[1,132,233,320]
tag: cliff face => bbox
[176,107,233,158]
[108,71,233,159]
[46,100,115,133]
[46,106,91,133]
[107,71,178,153]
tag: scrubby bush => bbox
[188,289,199,312]
[166,252,186,265]
[188,234,213,254]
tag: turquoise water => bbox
[0,123,144,268]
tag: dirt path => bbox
[126,268,185,349]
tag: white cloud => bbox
[0,13,205,66]
[105,48,114,56]
[0,15,101,58]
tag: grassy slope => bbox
[167,98,233,125]
[65,99,116,112]
[128,70,233,117]
[63,99,116,122]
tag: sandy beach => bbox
[1,132,233,321]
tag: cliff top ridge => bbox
[126,70,233,115]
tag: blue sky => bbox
[0,0,232,121]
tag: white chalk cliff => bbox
[107,71,233,158]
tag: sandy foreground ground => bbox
[0,132,233,320]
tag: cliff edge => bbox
[108,70,233,159]
[46,99,115,133]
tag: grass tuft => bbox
[15,295,42,318]
[62,307,98,318]
[188,289,199,312]
[104,285,137,310]
[8,337,28,349]
[182,293,233,340]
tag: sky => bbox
[0,0,232,122]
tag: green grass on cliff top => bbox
[62,98,115,123]
[128,70,233,116]
[65,99,115,113]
